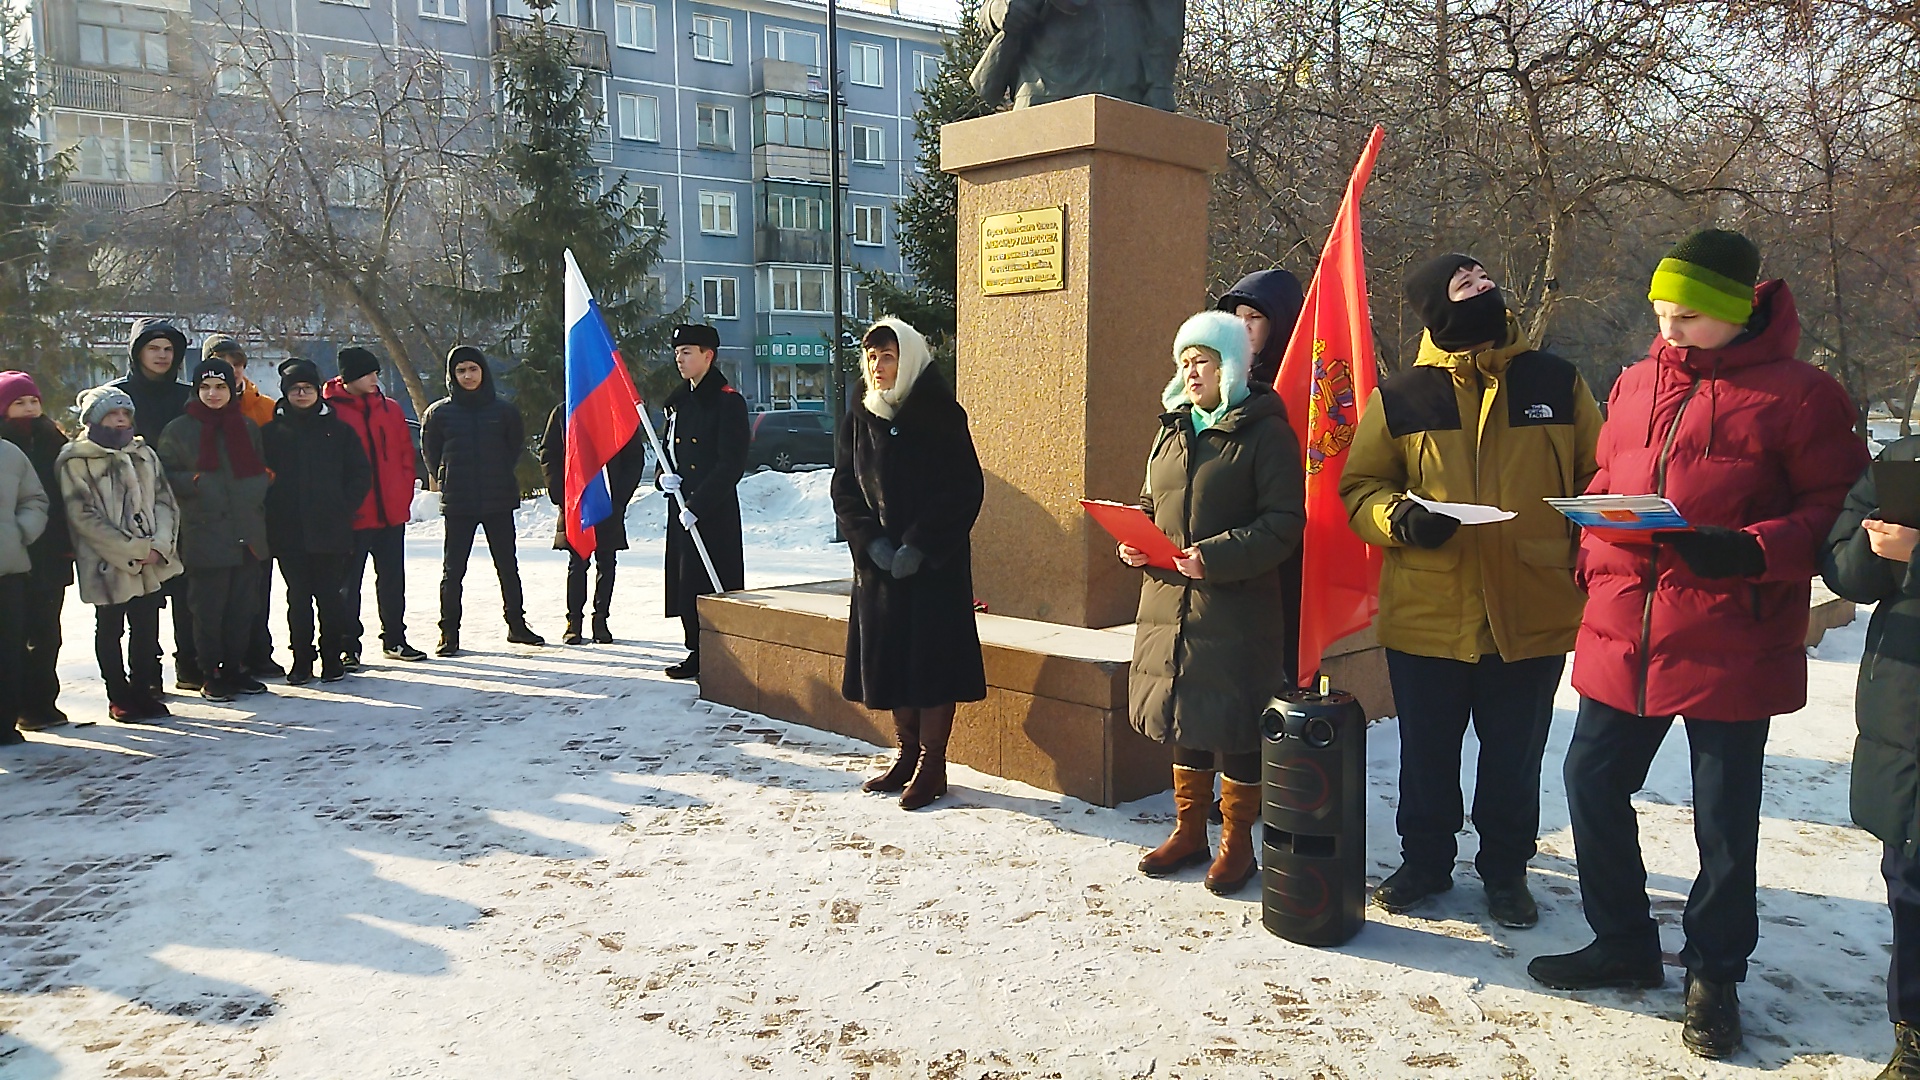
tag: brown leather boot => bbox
[863,709,922,793]
[1139,765,1214,876]
[1206,778,1261,894]
[900,705,953,810]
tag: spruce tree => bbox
[477,3,674,425]
[858,1,989,359]
[0,9,97,411]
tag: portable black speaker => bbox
[1260,685,1367,947]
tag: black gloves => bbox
[866,537,898,573]
[1654,526,1766,579]
[891,544,925,579]
[1390,499,1460,550]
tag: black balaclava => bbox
[1406,253,1510,352]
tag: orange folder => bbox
[1081,499,1184,570]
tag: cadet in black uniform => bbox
[658,324,748,678]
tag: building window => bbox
[55,114,189,183]
[756,94,828,150]
[698,190,736,235]
[691,14,732,63]
[614,1,656,50]
[701,277,739,320]
[851,125,883,165]
[634,184,664,229]
[419,0,463,20]
[770,192,824,231]
[768,266,829,313]
[848,42,883,87]
[852,204,884,246]
[696,103,734,151]
[764,26,818,69]
[847,277,875,322]
[78,5,169,72]
[323,54,373,107]
[328,163,381,209]
[915,52,941,91]
[617,93,660,141]
[214,43,264,97]
[434,65,473,119]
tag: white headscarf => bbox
[860,317,935,421]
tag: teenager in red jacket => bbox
[322,348,428,664]
[1528,230,1869,1060]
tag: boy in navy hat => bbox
[657,324,747,678]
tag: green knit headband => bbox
[1648,257,1753,326]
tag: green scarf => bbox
[1190,399,1230,434]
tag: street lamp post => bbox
[825,0,846,543]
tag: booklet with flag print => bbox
[1545,494,1690,531]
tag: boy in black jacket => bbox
[263,360,372,683]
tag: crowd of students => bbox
[0,321,747,729]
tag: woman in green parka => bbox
[1823,439,1920,1079]
[1120,310,1306,895]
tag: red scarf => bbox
[185,398,265,478]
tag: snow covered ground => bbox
[0,468,1903,1078]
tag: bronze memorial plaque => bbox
[980,207,1067,296]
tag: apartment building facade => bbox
[26,0,951,412]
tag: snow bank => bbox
[405,469,842,555]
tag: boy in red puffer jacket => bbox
[323,348,428,665]
[1528,229,1870,1060]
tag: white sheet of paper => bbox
[1408,494,1517,526]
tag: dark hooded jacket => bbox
[540,404,646,552]
[157,405,271,570]
[3,416,74,585]
[660,364,749,617]
[832,334,987,710]
[1574,280,1869,721]
[263,398,373,556]
[110,318,192,443]
[1823,436,1920,857]
[1217,269,1306,390]
[421,348,527,518]
[1131,387,1307,756]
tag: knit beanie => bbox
[1648,229,1761,326]
[202,333,248,364]
[1406,253,1509,352]
[78,384,136,427]
[279,358,322,397]
[192,357,241,397]
[0,371,40,416]
[338,346,381,384]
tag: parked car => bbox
[749,410,835,472]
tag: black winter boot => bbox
[591,615,614,644]
[1876,1022,1920,1079]
[863,710,922,793]
[562,617,585,646]
[1371,863,1453,914]
[320,657,346,683]
[1681,973,1742,1059]
[900,705,953,811]
[506,621,546,646]
[1527,940,1665,991]
[1484,876,1539,929]
[287,659,314,686]
[436,631,460,657]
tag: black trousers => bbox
[162,574,197,678]
[1171,746,1261,784]
[0,573,25,729]
[279,553,352,665]
[245,556,274,668]
[21,570,66,716]
[187,558,263,677]
[97,592,164,704]
[346,524,408,652]
[1384,649,1564,882]
[567,548,617,622]
[1886,843,1920,1025]
[1563,696,1769,982]
[441,512,524,632]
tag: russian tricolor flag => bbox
[562,249,643,557]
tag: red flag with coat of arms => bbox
[1273,125,1386,687]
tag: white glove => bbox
[679,507,698,530]
[660,472,683,494]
